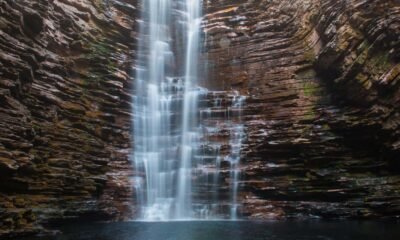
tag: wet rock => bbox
[1,0,400,237]
[204,0,400,220]
[0,0,135,237]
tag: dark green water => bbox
[25,220,400,240]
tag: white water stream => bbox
[133,0,245,221]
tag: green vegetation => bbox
[93,0,106,12]
[84,39,118,86]
[303,81,318,97]
[303,48,316,62]
[370,51,390,70]
[357,40,371,53]
[88,40,114,59]
[304,107,317,121]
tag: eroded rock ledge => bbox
[204,0,400,219]
[0,0,137,236]
[0,0,399,238]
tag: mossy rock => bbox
[303,81,319,97]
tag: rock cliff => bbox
[204,0,400,219]
[0,0,399,237]
[0,0,136,236]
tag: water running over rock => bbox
[133,0,245,221]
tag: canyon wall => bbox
[0,0,399,237]
[0,0,137,236]
[204,0,400,219]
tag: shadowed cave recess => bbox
[0,0,400,238]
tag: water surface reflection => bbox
[30,220,400,240]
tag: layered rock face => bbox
[0,0,136,236]
[0,0,399,237]
[204,0,400,219]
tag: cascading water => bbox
[227,93,246,220]
[133,0,245,221]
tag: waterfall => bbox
[133,0,245,221]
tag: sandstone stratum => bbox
[0,0,399,237]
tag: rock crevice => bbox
[0,0,400,237]
[204,0,400,219]
[0,0,136,236]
